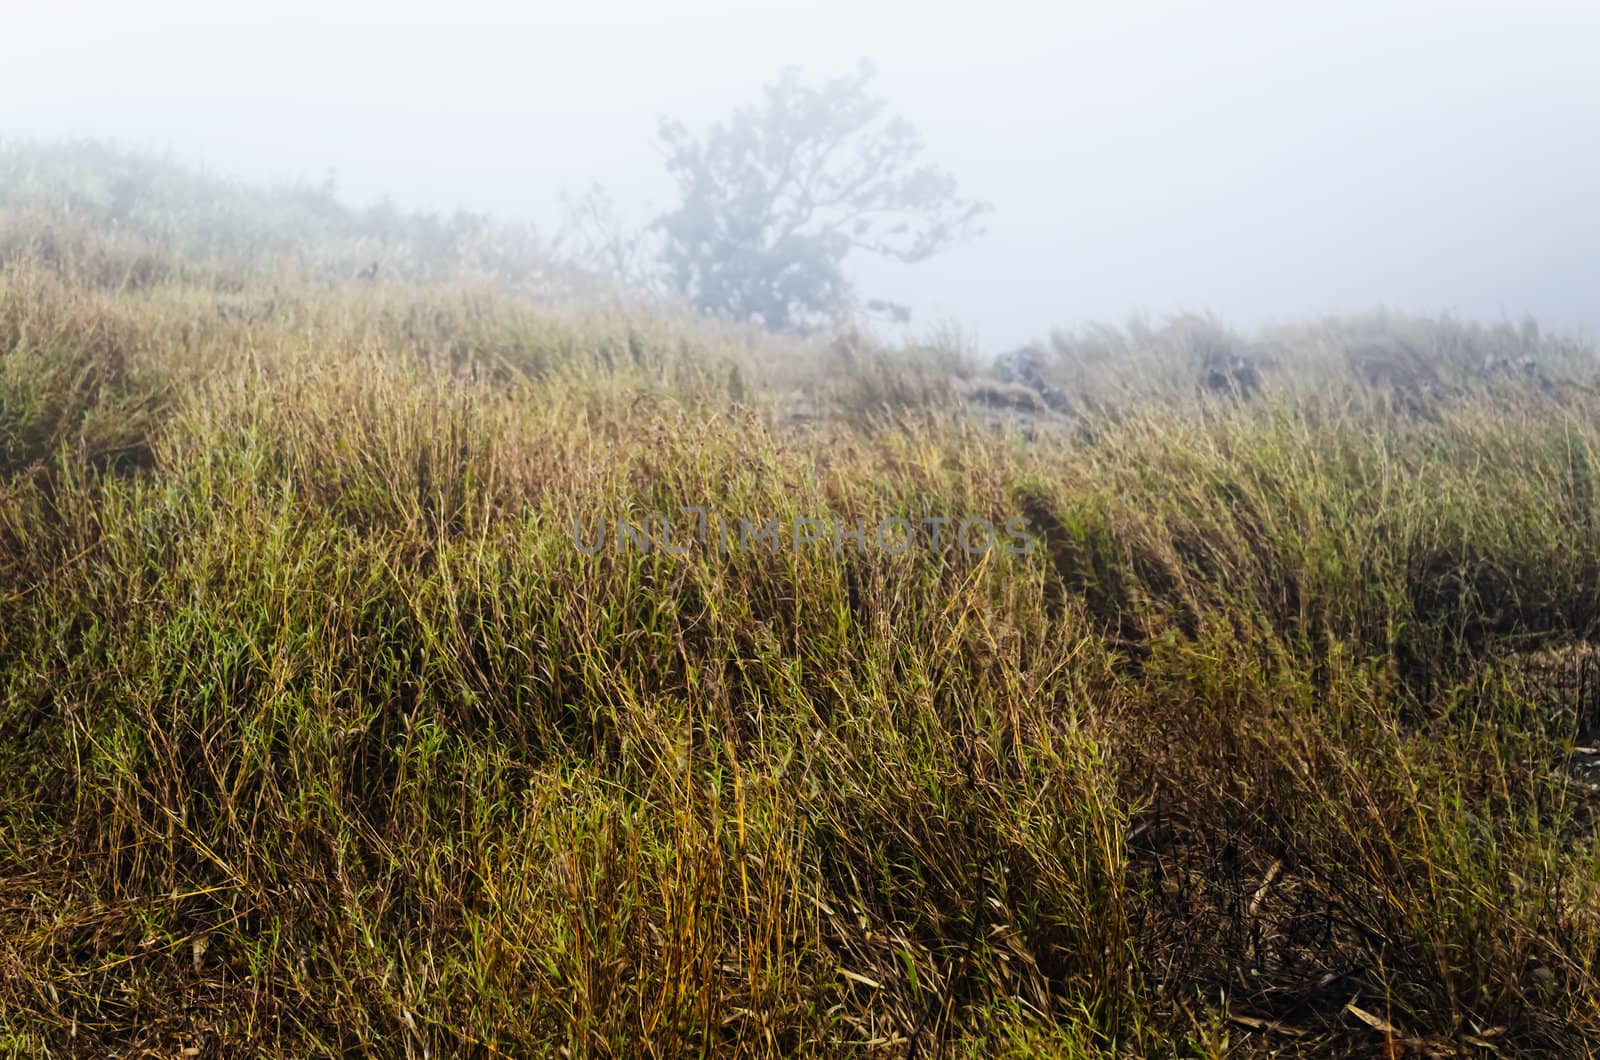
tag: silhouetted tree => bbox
[655,62,987,333]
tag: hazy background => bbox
[4,0,1597,348]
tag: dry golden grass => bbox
[1,170,1599,1056]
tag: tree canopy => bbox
[655,62,987,332]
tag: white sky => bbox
[3,0,1598,347]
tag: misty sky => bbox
[4,0,1598,347]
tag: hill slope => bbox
[1,145,1599,1056]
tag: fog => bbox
[5,0,1597,347]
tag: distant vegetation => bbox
[2,142,1599,1056]
[559,63,984,333]
[653,62,986,332]
[0,138,581,292]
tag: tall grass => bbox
[2,150,1599,1056]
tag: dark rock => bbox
[1200,354,1261,398]
[993,345,1071,413]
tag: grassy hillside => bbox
[2,145,1599,1057]
[0,139,584,293]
